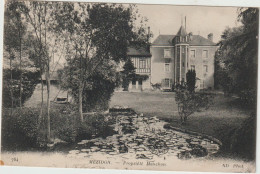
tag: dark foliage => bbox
[2,69,40,108]
[175,89,214,123]
[59,61,121,112]
[215,112,256,160]
[1,105,117,150]
[215,8,258,108]
[230,112,256,160]
[151,83,161,90]
[1,108,39,150]
[81,72,120,112]
[186,69,196,93]
[121,58,136,91]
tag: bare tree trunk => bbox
[10,56,14,114]
[38,5,44,128]
[44,3,51,142]
[79,81,84,122]
[46,69,51,142]
[38,67,44,127]
[19,29,22,107]
[79,52,84,123]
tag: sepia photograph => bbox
[0,0,259,173]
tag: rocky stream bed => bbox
[67,108,220,161]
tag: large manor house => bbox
[126,25,218,91]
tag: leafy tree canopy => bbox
[215,8,258,106]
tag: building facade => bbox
[127,46,152,91]
[151,26,218,90]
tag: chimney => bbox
[147,26,151,43]
[188,32,193,41]
[147,26,151,52]
[208,33,213,42]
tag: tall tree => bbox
[23,1,61,141]
[215,8,258,107]
[4,1,27,108]
[186,69,196,93]
[55,3,149,122]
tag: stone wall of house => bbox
[150,45,217,90]
[189,46,217,89]
[150,46,175,86]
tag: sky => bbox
[136,4,240,43]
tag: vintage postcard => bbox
[0,0,258,173]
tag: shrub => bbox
[151,83,161,90]
[1,105,118,150]
[49,104,78,143]
[215,111,256,160]
[230,112,256,160]
[239,89,257,109]
[1,108,39,150]
[49,105,117,142]
[175,89,214,123]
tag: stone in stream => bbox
[201,141,208,145]
[69,150,80,154]
[190,141,200,145]
[90,146,100,152]
[109,151,118,155]
[136,147,146,152]
[81,149,90,152]
[77,140,89,145]
[136,154,151,159]
[100,149,110,152]
[166,144,175,147]
[189,145,208,157]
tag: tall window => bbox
[164,78,170,87]
[164,49,171,58]
[203,65,208,73]
[165,63,170,72]
[190,50,196,58]
[191,65,195,70]
[182,47,185,53]
[202,50,208,58]
[139,59,146,68]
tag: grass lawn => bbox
[110,91,178,118]
[110,91,254,159]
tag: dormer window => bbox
[176,36,180,43]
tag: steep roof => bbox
[176,26,187,36]
[127,46,151,57]
[152,35,176,46]
[189,35,216,46]
[152,34,216,46]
